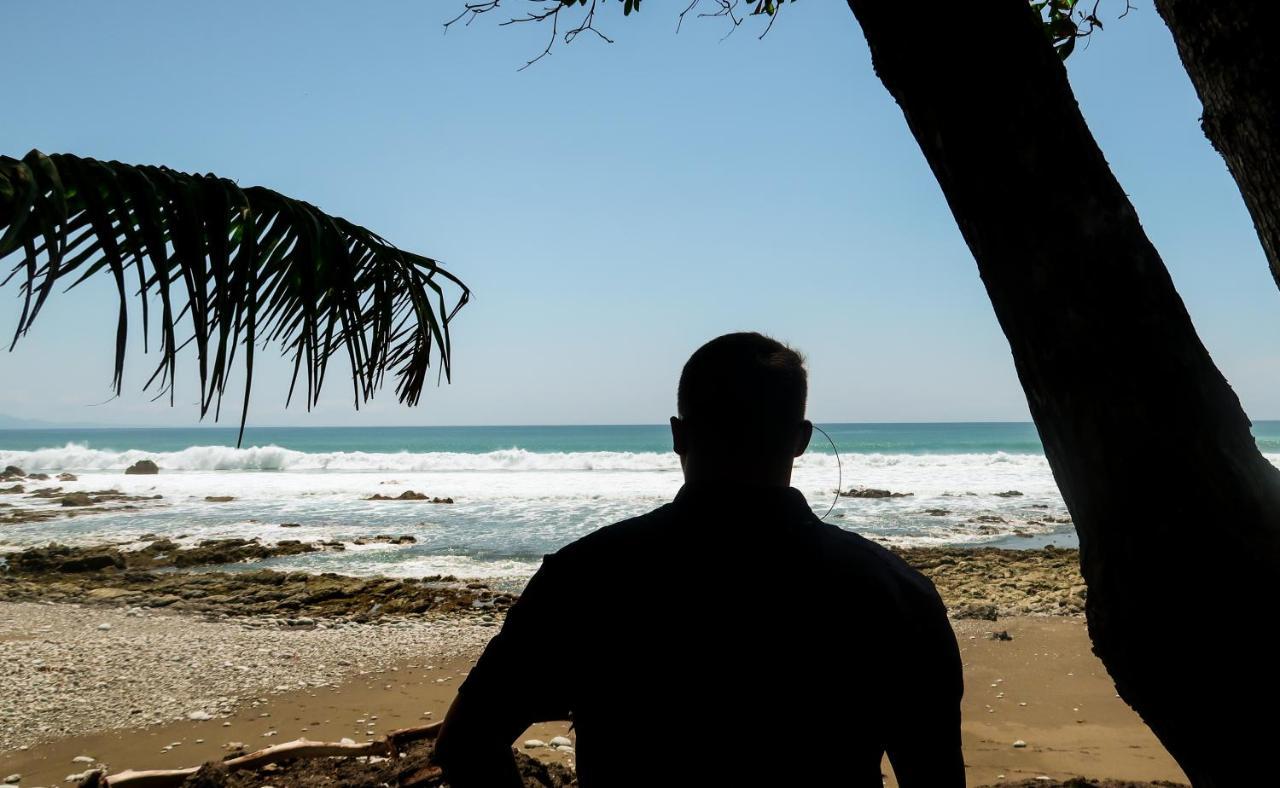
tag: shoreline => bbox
[0,540,1086,622]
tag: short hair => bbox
[677,332,807,447]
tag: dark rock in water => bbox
[994,490,1024,497]
[2,465,24,478]
[142,538,181,553]
[969,515,1008,524]
[60,553,125,573]
[0,484,24,494]
[924,508,951,516]
[356,535,419,546]
[27,472,49,480]
[124,459,159,475]
[374,490,429,501]
[58,472,78,481]
[838,487,912,499]
[61,492,95,507]
[204,496,235,503]
[168,538,318,567]
[279,522,302,528]
[367,490,454,503]
[7,543,125,573]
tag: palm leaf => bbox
[0,150,470,446]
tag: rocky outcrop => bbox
[898,545,1086,618]
[0,555,513,622]
[4,538,331,574]
[367,490,454,503]
[0,488,164,524]
[837,487,912,498]
[2,541,1085,621]
[60,492,95,507]
[125,459,160,475]
[1,465,25,480]
[152,538,322,568]
[204,496,236,503]
[351,535,417,545]
[4,543,126,574]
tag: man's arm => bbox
[434,557,571,788]
[434,691,527,788]
[885,585,966,788]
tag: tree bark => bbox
[842,1,1280,784]
[1154,0,1280,289]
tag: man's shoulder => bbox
[550,504,676,566]
[812,523,946,608]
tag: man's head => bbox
[671,332,813,485]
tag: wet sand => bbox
[1,613,1185,787]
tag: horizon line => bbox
[5,418,1280,430]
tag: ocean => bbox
[4,422,1280,584]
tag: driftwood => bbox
[99,722,442,788]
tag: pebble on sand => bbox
[523,739,547,749]
[96,623,111,631]
[1012,739,1028,748]
[3,775,20,785]
[549,736,572,747]
[71,756,94,764]
[187,710,213,720]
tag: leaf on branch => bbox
[0,150,470,446]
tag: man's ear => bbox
[670,416,687,456]
[794,419,815,458]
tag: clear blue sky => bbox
[3,1,1278,427]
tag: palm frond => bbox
[0,150,470,445]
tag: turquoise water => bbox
[5,420,1278,455]
[0,421,1051,455]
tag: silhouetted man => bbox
[436,332,964,787]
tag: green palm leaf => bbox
[0,150,470,445]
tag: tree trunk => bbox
[842,1,1280,784]
[1154,0,1280,289]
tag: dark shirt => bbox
[455,482,963,787]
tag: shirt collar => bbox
[673,481,816,519]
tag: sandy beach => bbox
[0,542,1187,787]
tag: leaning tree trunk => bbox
[1154,0,1280,290]
[843,0,1280,784]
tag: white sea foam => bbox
[0,443,684,472]
[0,441,1065,477]
[12,442,1265,579]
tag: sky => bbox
[3,1,1278,428]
